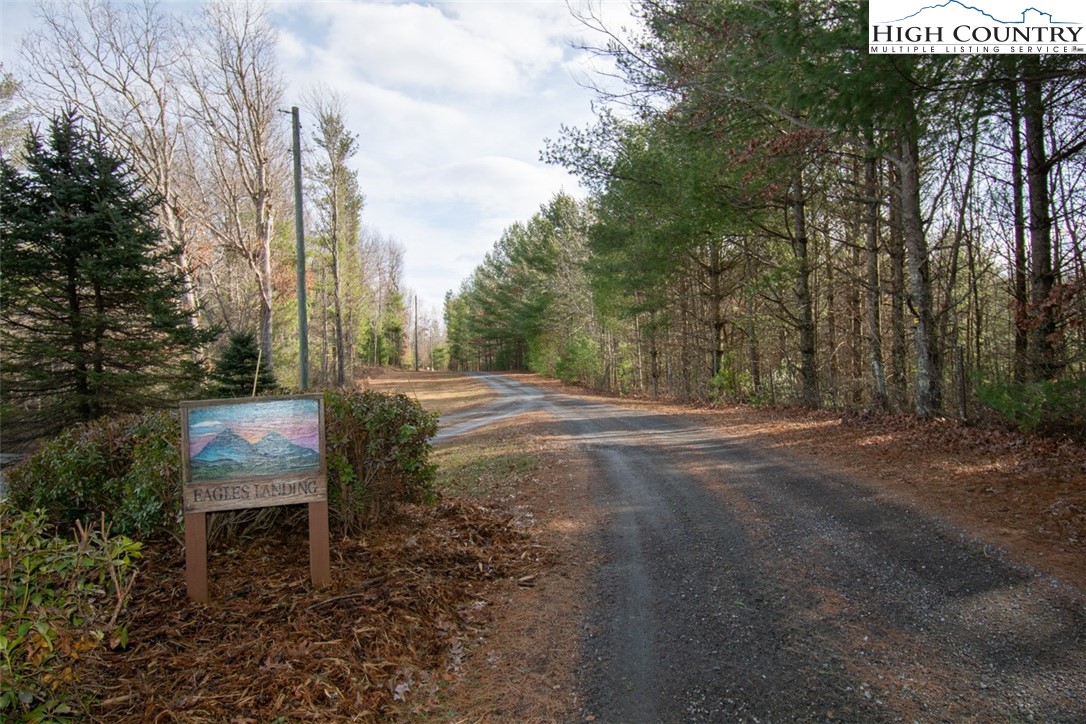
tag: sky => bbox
[0,0,636,317]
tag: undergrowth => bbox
[0,505,141,721]
[324,388,438,534]
[977,374,1085,437]
[5,412,180,540]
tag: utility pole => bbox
[413,295,419,372]
[291,106,309,389]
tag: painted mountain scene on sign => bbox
[187,399,320,482]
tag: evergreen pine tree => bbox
[0,110,215,439]
[210,331,277,396]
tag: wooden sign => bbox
[180,395,330,601]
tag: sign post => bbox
[180,394,330,602]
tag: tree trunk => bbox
[792,168,819,408]
[680,272,694,398]
[887,158,908,411]
[257,190,275,375]
[849,236,864,407]
[826,239,839,406]
[709,240,725,380]
[939,113,980,407]
[162,204,203,333]
[650,312,660,396]
[745,251,762,397]
[1009,76,1029,384]
[320,266,329,383]
[328,156,347,387]
[864,143,889,410]
[899,124,941,417]
[1023,58,1059,381]
[333,241,345,386]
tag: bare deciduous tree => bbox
[20,0,204,333]
[185,0,286,371]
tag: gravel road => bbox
[454,374,1086,723]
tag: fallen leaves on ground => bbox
[86,501,551,722]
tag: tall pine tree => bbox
[0,110,214,439]
[309,91,364,387]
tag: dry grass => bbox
[358,371,598,721]
[360,368,496,417]
[420,412,597,722]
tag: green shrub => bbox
[977,375,1086,436]
[430,344,449,371]
[324,389,438,534]
[116,412,185,537]
[710,351,751,403]
[6,390,439,542]
[556,332,602,387]
[5,412,182,539]
[527,333,558,378]
[1,504,141,720]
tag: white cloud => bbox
[267,1,634,313]
[391,156,571,210]
[276,1,574,97]
[362,155,577,311]
[3,0,637,316]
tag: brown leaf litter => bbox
[84,501,551,722]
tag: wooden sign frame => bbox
[180,394,330,602]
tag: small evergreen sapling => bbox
[210,331,277,396]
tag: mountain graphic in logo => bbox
[884,1,1074,25]
[251,431,318,459]
[191,429,318,482]
[192,428,253,463]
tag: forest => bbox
[445,1,1086,433]
[2,0,1084,437]
[2,0,433,441]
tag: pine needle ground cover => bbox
[362,369,497,417]
[84,502,548,721]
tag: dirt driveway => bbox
[427,372,1086,722]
